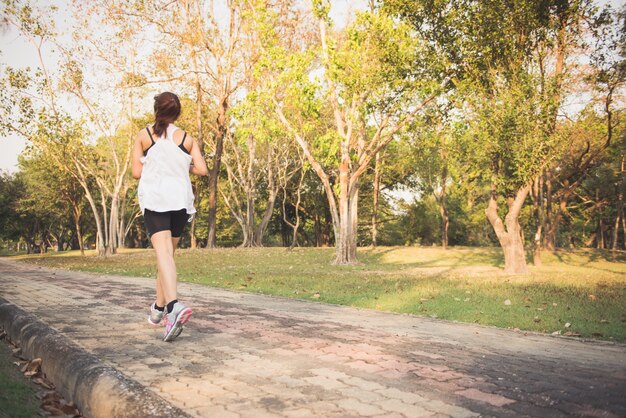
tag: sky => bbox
[0,0,622,175]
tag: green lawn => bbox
[9,246,626,342]
[0,338,41,418]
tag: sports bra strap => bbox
[178,132,190,155]
[146,127,155,144]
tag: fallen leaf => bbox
[564,322,571,328]
[600,319,609,324]
[21,358,42,374]
[552,330,562,335]
[504,299,512,306]
[57,402,80,415]
[41,404,67,416]
[312,292,320,299]
[38,389,58,399]
[588,294,596,301]
[32,377,55,389]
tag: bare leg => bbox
[150,231,178,304]
[155,236,180,307]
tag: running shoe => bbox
[147,302,165,326]
[163,302,193,342]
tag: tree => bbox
[403,104,465,249]
[385,0,602,273]
[221,95,298,246]
[268,2,439,263]
[1,0,140,256]
[0,171,25,248]
[18,146,87,253]
[108,0,260,248]
[540,2,625,254]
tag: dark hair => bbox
[152,92,181,138]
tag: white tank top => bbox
[137,124,196,216]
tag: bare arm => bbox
[131,132,145,179]
[189,137,209,176]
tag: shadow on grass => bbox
[548,249,626,275]
[359,246,505,270]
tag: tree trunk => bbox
[206,97,227,248]
[282,162,304,250]
[84,187,106,256]
[75,217,84,255]
[240,190,256,247]
[190,48,203,250]
[532,175,542,266]
[613,158,625,251]
[334,158,358,264]
[486,183,530,274]
[254,189,278,247]
[117,185,129,249]
[190,215,198,249]
[314,214,322,247]
[439,163,449,249]
[544,169,555,250]
[254,155,279,247]
[598,219,605,249]
[108,194,119,255]
[371,152,381,247]
[612,210,621,251]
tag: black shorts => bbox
[143,209,190,238]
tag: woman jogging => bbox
[131,92,208,342]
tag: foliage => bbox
[0,0,623,256]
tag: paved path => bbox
[0,259,625,418]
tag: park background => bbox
[0,0,625,340]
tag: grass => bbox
[0,338,41,418]
[8,246,626,342]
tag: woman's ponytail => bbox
[153,92,181,138]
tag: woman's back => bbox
[138,124,196,215]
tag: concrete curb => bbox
[0,297,191,418]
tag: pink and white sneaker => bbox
[163,302,193,342]
[147,302,165,326]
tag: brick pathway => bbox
[0,258,624,417]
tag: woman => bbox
[131,92,208,342]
